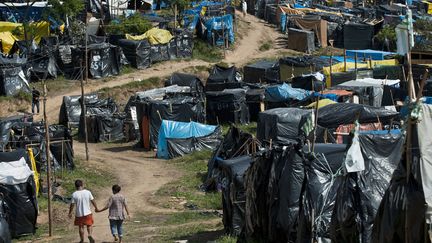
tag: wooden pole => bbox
[343,49,347,72]
[174,4,177,29]
[42,81,53,237]
[80,60,90,161]
[328,53,333,88]
[354,53,358,74]
[85,14,89,84]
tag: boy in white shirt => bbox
[69,180,99,243]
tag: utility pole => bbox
[42,81,53,237]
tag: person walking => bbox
[31,87,40,114]
[96,184,130,243]
[69,180,98,243]
[242,0,248,18]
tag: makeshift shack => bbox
[118,39,151,69]
[243,60,279,83]
[164,73,205,99]
[0,149,37,238]
[206,65,241,91]
[206,89,250,125]
[156,120,222,159]
[257,107,313,145]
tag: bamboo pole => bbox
[42,81,52,237]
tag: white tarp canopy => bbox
[0,156,33,185]
[418,104,432,221]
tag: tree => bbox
[44,0,85,22]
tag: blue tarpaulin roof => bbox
[204,14,235,45]
[265,83,310,102]
[157,120,218,159]
[345,49,395,61]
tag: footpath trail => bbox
[41,11,286,242]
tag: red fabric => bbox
[335,123,382,144]
[74,214,94,226]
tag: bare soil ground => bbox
[23,12,294,243]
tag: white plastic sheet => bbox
[344,123,365,173]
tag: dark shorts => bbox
[74,214,94,226]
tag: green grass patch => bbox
[221,122,257,136]
[192,40,224,63]
[155,150,221,210]
[32,76,76,96]
[58,157,114,195]
[217,235,238,243]
[165,211,220,225]
[259,41,272,51]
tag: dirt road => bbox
[43,12,287,242]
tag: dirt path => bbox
[41,12,287,242]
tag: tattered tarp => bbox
[118,39,151,69]
[265,83,310,102]
[257,108,312,145]
[346,49,395,60]
[86,43,121,79]
[0,66,30,96]
[317,103,399,128]
[330,130,404,243]
[207,65,238,83]
[206,89,250,124]
[59,94,99,127]
[165,73,204,99]
[372,125,429,243]
[126,28,173,45]
[288,17,328,47]
[220,155,254,236]
[203,14,235,45]
[83,113,125,143]
[297,143,346,243]
[157,120,221,159]
[0,149,37,238]
[243,60,279,83]
[205,126,256,191]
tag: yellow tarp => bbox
[306,98,337,108]
[126,28,173,45]
[279,5,343,16]
[27,148,40,197]
[0,21,50,53]
[0,31,18,54]
[323,59,399,87]
[423,1,432,14]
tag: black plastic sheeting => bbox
[87,43,121,79]
[372,127,430,243]
[343,23,374,50]
[317,103,399,128]
[59,94,99,127]
[330,131,404,243]
[0,115,33,151]
[172,29,194,58]
[164,73,205,99]
[207,65,238,84]
[167,126,222,159]
[243,146,305,242]
[0,66,30,96]
[220,155,254,236]
[206,89,250,125]
[0,195,11,242]
[78,98,119,141]
[83,113,125,143]
[150,43,170,63]
[297,144,346,243]
[257,108,312,145]
[134,96,205,149]
[118,39,151,69]
[292,75,325,91]
[205,126,256,191]
[243,60,279,83]
[0,149,37,238]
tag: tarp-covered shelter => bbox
[202,14,234,46]
[157,120,222,159]
[118,39,151,69]
[206,65,241,91]
[287,28,315,53]
[220,155,253,236]
[206,89,250,125]
[343,23,374,49]
[0,149,37,238]
[0,64,30,96]
[317,103,399,128]
[243,60,279,83]
[257,108,313,145]
[165,73,204,99]
[59,94,100,127]
[134,96,205,150]
[287,16,328,48]
[279,56,332,81]
[330,130,404,243]
[265,83,311,104]
[86,43,121,79]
